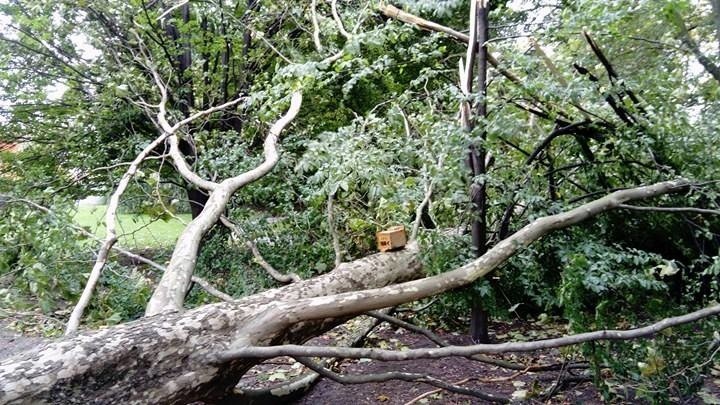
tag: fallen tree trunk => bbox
[0,179,695,404]
[0,245,421,404]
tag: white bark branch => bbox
[221,301,720,361]
[295,357,509,403]
[168,134,219,191]
[66,47,249,331]
[217,179,693,358]
[311,0,323,52]
[327,193,343,267]
[65,133,172,335]
[145,92,303,316]
[331,0,351,39]
[619,204,720,215]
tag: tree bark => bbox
[0,245,422,404]
[468,0,490,344]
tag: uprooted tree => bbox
[1,0,720,403]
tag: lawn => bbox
[74,205,192,249]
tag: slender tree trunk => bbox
[469,0,490,344]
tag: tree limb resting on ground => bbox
[219,301,720,361]
[295,356,510,403]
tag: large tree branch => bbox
[145,92,303,316]
[216,179,692,357]
[65,58,249,334]
[0,240,422,403]
[220,301,720,361]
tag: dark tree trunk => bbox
[469,0,491,344]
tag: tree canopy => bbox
[0,0,719,403]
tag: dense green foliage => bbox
[1,0,719,400]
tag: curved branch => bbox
[218,179,695,359]
[168,134,219,191]
[331,0,351,39]
[65,132,172,335]
[221,301,720,361]
[295,357,509,403]
[246,240,302,283]
[145,92,303,316]
[618,204,720,215]
[525,120,591,164]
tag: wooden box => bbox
[376,226,407,252]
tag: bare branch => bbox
[327,193,343,267]
[246,240,302,283]
[220,301,720,361]
[189,276,236,302]
[218,179,697,360]
[404,369,531,405]
[67,41,250,330]
[331,0,351,39]
[311,0,323,52]
[294,357,509,403]
[525,120,592,165]
[145,92,303,316]
[235,311,387,402]
[619,204,720,215]
[366,311,446,346]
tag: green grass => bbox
[74,205,192,249]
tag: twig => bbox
[327,193,343,267]
[295,357,509,403]
[366,310,446,346]
[246,240,302,283]
[525,120,592,164]
[404,368,530,405]
[234,310,389,402]
[219,216,302,284]
[619,204,720,215]
[311,0,323,52]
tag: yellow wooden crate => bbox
[376,225,407,252]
